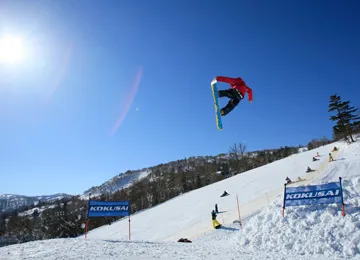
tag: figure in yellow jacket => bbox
[212,210,221,229]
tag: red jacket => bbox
[216,76,253,102]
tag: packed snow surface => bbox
[1,138,360,259]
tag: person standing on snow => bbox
[211,210,221,229]
[213,76,253,116]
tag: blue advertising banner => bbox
[284,179,343,207]
[87,200,130,217]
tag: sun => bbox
[0,35,25,65]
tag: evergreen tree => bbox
[328,94,360,143]
[167,172,177,198]
[180,171,188,193]
[0,214,6,236]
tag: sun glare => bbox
[0,35,25,65]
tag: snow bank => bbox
[233,140,360,259]
[235,179,360,258]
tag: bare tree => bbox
[229,143,247,159]
[228,142,247,173]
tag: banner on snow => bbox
[87,200,130,217]
[283,178,344,207]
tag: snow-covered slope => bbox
[1,138,359,259]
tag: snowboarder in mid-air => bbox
[213,76,253,116]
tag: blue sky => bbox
[0,0,359,196]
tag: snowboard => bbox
[211,79,223,130]
[215,224,222,229]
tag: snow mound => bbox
[235,178,360,258]
[298,147,308,153]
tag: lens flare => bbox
[110,66,143,136]
[46,42,73,101]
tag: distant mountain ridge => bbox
[82,169,151,198]
[0,193,72,212]
[0,169,153,212]
[81,154,235,199]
